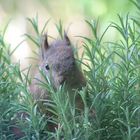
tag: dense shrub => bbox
[0,1,140,140]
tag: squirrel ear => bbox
[42,34,49,50]
[41,34,49,59]
[64,31,70,46]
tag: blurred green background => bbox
[0,0,136,21]
[0,0,137,66]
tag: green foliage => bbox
[0,1,140,140]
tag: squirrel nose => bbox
[59,77,66,85]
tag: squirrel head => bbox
[40,33,77,89]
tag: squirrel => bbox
[30,32,87,131]
[30,32,86,108]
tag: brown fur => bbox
[30,33,86,132]
[31,33,86,101]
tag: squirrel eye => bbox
[45,64,50,70]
